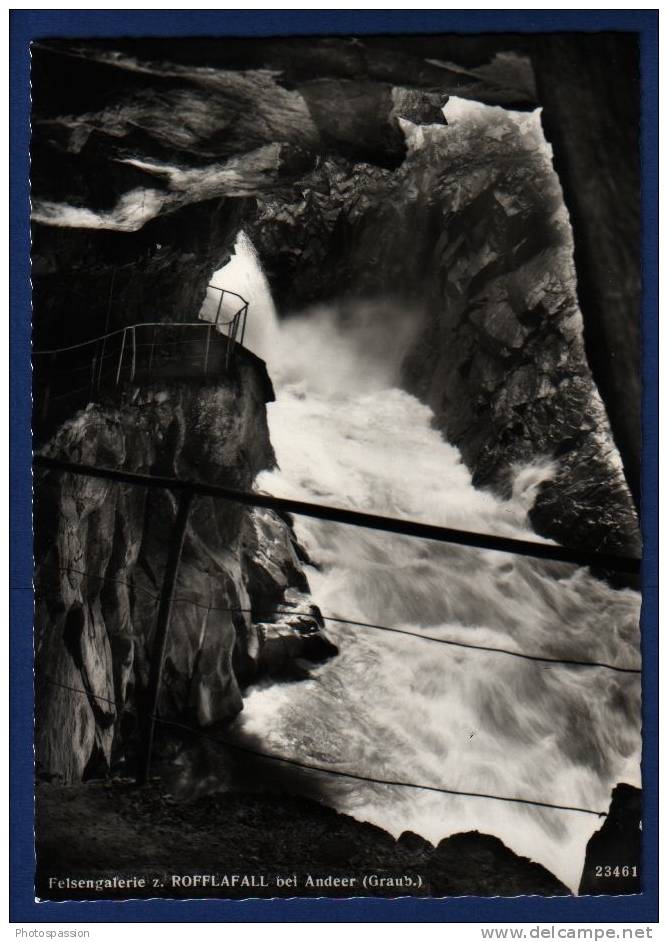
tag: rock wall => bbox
[531,34,642,510]
[28,38,452,782]
[30,34,642,782]
[34,366,335,783]
[36,780,571,899]
[31,196,249,353]
[30,36,642,520]
[250,107,639,558]
[579,783,642,895]
[31,38,642,555]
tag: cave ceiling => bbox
[30,36,537,221]
[29,34,642,507]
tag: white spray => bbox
[203,226,640,895]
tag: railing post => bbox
[89,344,98,402]
[140,486,195,785]
[130,326,137,383]
[148,325,156,379]
[203,323,212,376]
[214,288,225,327]
[225,313,238,371]
[95,339,104,391]
[239,303,248,347]
[91,338,107,398]
[115,328,127,386]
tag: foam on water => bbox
[210,232,641,894]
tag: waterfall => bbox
[201,231,280,362]
[211,234,641,894]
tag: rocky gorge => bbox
[34,363,337,782]
[30,33,642,896]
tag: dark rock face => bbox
[30,36,538,200]
[30,36,641,560]
[29,38,447,216]
[30,36,642,537]
[579,783,642,895]
[36,781,570,899]
[428,831,569,898]
[241,508,339,677]
[34,371,335,783]
[531,34,642,510]
[250,109,639,558]
[31,196,250,352]
[30,34,642,800]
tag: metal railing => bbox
[33,453,642,813]
[31,287,249,420]
[205,283,248,350]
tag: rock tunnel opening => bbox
[199,90,639,562]
[29,34,641,513]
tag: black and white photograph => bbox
[29,27,644,903]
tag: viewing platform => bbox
[31,285,273,440]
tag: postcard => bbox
[10,9,658,927]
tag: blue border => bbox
[10,9,659,924]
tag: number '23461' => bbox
[595,865,638,878]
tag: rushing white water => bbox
[201,232,281,356]
[207,231,641,894]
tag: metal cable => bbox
[32,317,246,356]
[32,455,642,575]
[43,678,608,818]
[35,565,641,674]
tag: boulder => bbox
[579,784,642,895]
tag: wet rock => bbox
[579,784,642,896]
[34,370,316,780]
[36,780,572,899]
[391,87,448,127]
[250,104,639,555]
[427,832,569,897]
[241,507,308,608]
[532,33,641,507]
[30,35,641,560]
[30,34,642,784]
[396,830,434,854]
[251,588,337,679]
[469,287,529,355]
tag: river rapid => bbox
[200,231,642,893]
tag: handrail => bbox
[42,676,612,818]
[38,562,641,674]
[32,300,251,420]
[32,455,642,575]
[33,455,642,790]
[207,283,247,305]
[32,284,249,357]
[33,319,239,357]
